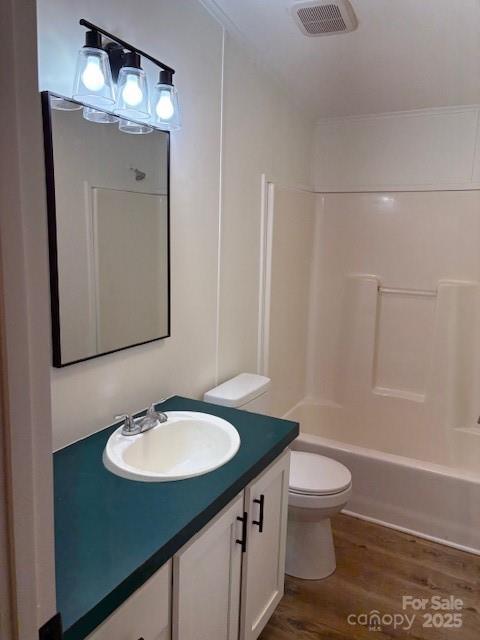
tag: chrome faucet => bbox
[115,403,168,436]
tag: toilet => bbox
[204,373,352,580]
[286,451,352,580]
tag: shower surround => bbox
[268,189,480,552]
[307,191,480,473]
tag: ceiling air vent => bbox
[291,1,358,37]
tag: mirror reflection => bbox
[43,94,170,366]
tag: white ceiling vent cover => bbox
[292,1,358,37]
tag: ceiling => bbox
[206,0,480,120]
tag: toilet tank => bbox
[204,373,271,414]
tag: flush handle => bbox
[253,494,265,533]
[236,512,248,552]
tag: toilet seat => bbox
[289,451,352,496]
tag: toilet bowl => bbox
[286,451,352,580]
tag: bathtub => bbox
[284,401,480,555]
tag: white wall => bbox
[217,35,313,381]
[312,106,480,192]
[36,0,313,448]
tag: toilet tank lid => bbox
[204,373,271,408]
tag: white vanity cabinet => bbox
[173,449,290,640]
[86,560,171,640]
[84,450,290,640]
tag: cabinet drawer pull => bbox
[253,494,265,533]
[236,512,248,552]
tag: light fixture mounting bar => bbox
[79,18,175,75]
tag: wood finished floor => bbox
[260,514,480,640]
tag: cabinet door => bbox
[86,560,171,640]
[173,493,244,640]
[240,450,290,640]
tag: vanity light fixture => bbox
[70,19,181,133]
[152,69,181,131]
[73,29,115,109]
[114,52,150,120]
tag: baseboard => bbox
[341,509,480,557]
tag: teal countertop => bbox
[54,396,298,639]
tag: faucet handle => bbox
[114,414,138,435]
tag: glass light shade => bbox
[118,120,153,135]
[114,67,150,120]
[73,48,115,109]
[83,107,119,123]
[152,83,181,130]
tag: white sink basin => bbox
[103,411,241,482]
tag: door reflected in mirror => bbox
[42,92,170,367]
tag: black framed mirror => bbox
[42,92,171,367]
